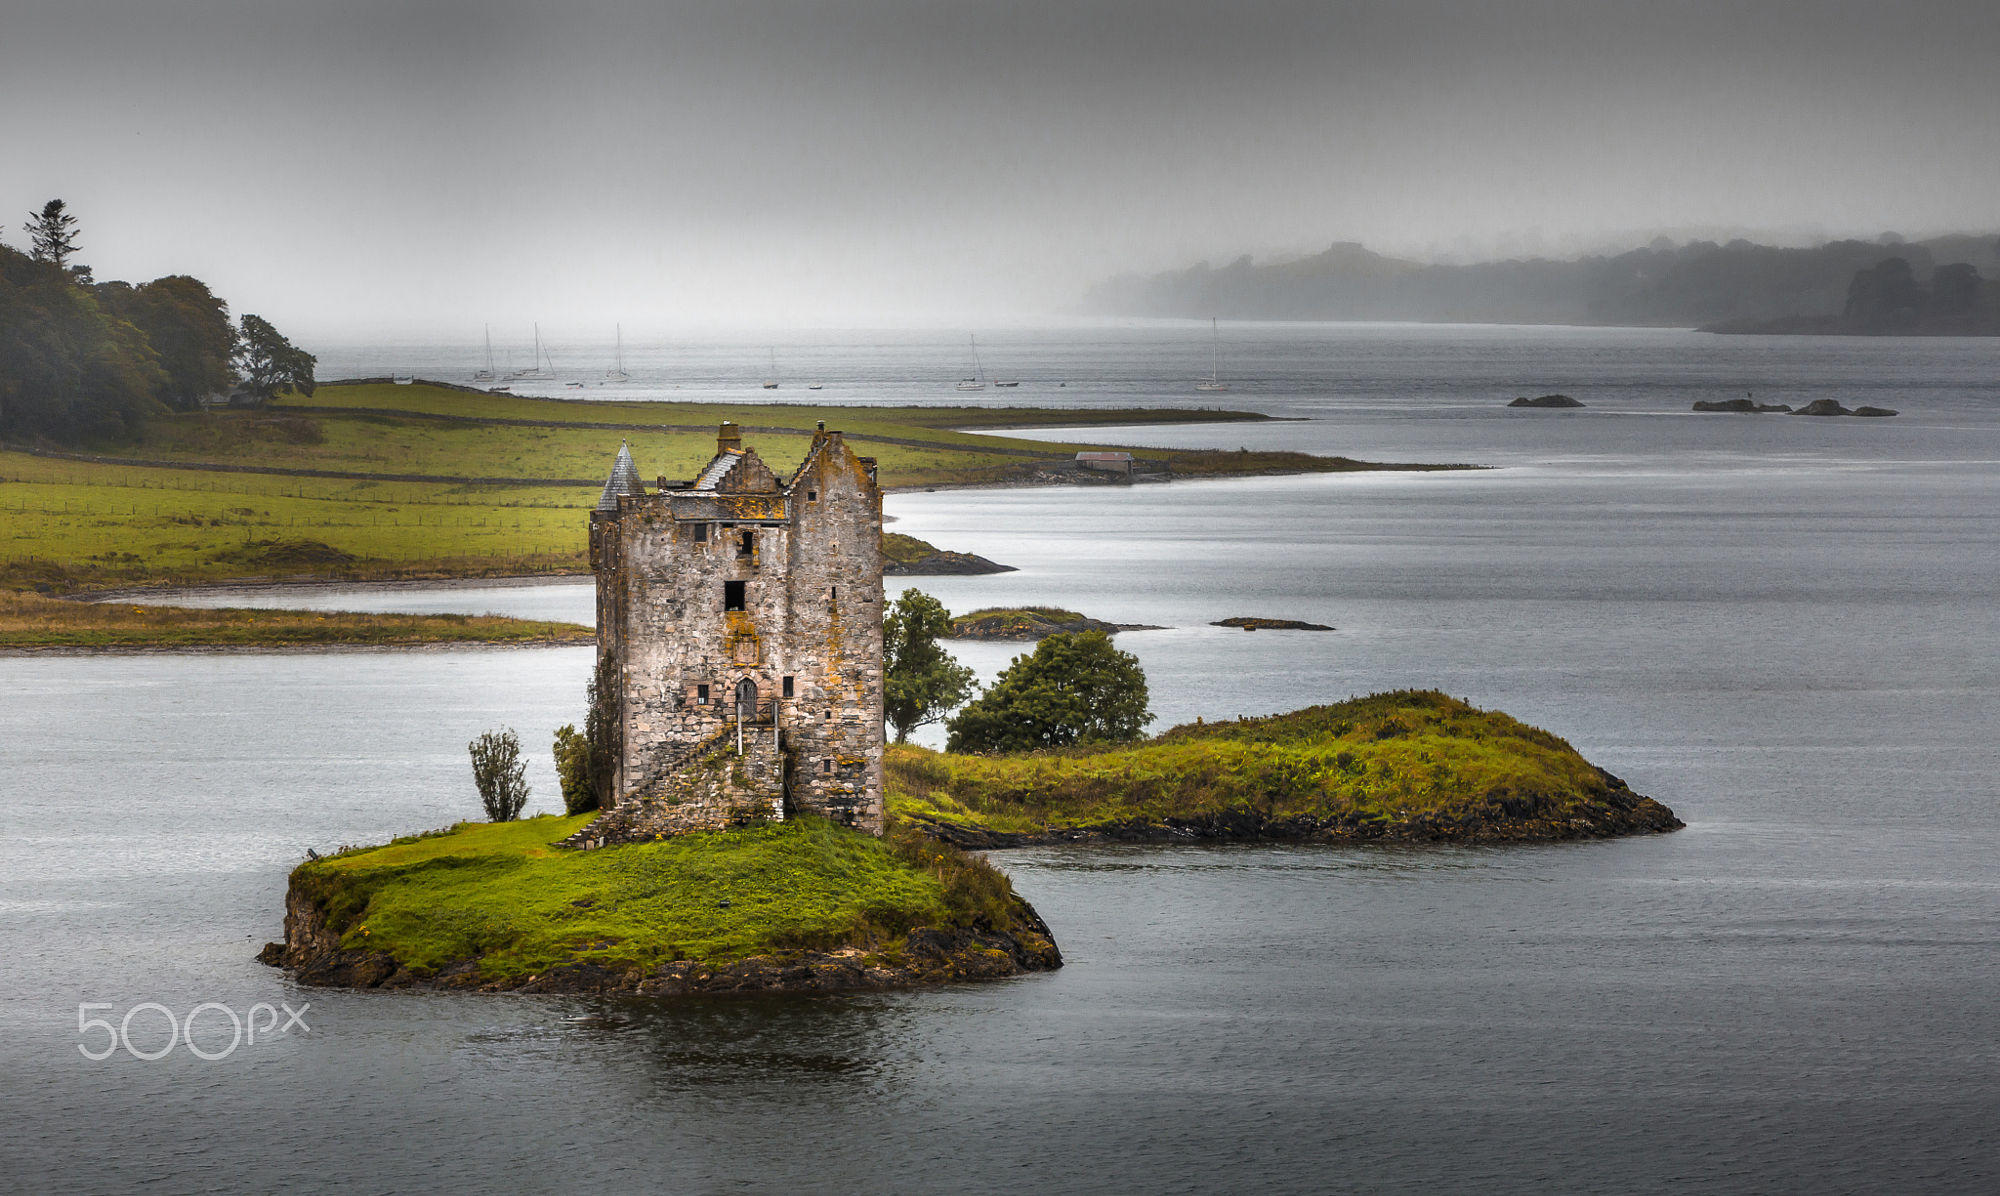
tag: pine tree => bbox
[25,200,81,272]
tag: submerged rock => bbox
[1508,394,1585,408]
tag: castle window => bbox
[724,581,746,611]
[696,684,710,704]
[738,530,755,556]
[822,759,833,774]
[829,585,837,604]
[782,675,795,698]
[689,522,708,542]
[807,490,817,502]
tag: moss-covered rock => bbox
[948,606,1159,640]
[881,532,1015,575]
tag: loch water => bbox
[2,324,1997,1192]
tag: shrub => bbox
[552,724,595,815]
[946,630,1151,753]
[469,728,529,822]
[584,654,618,808]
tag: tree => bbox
[0,242,163,442]
[1843,257,1923,326]
[469,728,530,821]
[584,652,619,808]
[1930,263,1983,316]
[96,276,236,409]
[885,589,976,742]
[552,724,595,815]
[945,630,1151,754]
[25,200,81,274]
[232,313,316,406]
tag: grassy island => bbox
[0,590,592,651]
[947,606,1149,639]
[261,813,1061,994]
[889,691,1682,845]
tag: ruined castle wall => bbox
[777,439,885,831]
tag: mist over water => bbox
[5,325,1997,1190]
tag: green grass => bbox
[887,690,1654,836]
[947,607,1106,637]
[0,590,592,649]
[293,813,1023,980]
[0,381,1461,592]
[882,532,942,565]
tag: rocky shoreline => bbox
[259,881,1063,996]
[905,770,1683,849]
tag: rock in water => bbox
[1693,398,1793,414]
[1508,394,1585,408]
[1211,617,1334,631]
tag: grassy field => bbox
[887,690,1679,841]
[1,380,1454,592]
[0,590,591,650]
[289,813,1024,979]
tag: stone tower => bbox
[572,423,886,845]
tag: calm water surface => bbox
[4,326,1997,1192]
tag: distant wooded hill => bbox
[1085,235,2000,334]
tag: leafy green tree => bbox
[884,588,976,742]
[552,724,596,815]
[25,200,81,275]
[96,276,236,410]
[469,728,530,822]
[0,243,163,442]
[945,630,1151,754]
[232,313,316,406]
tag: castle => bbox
[567,422,885,846]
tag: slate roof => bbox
[689,450,744,492]
[596,442,645,512]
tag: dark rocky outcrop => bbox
[259,879,1063,996]
[905,768,1683,850]
[883,550,1016,576]
[1692,398,1793,413]
[1211,617,1334,631]
[1508,394,1584,408]
[1791,399,1899,417]
[948,607,1162,640]
[881,531,1016,576]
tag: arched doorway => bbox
[735,677,759,718]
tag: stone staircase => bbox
[560,724,787,849]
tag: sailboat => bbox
[762,348,780,390]
[1196,318,1230,392]
[505,324,556,381]
[472,325,497,382]
[605,325,630,382]
[956,334,986,391]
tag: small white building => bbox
[1076,451,1135,475]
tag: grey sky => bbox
[6,0,1997,336]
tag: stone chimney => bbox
[718,422,742,453]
